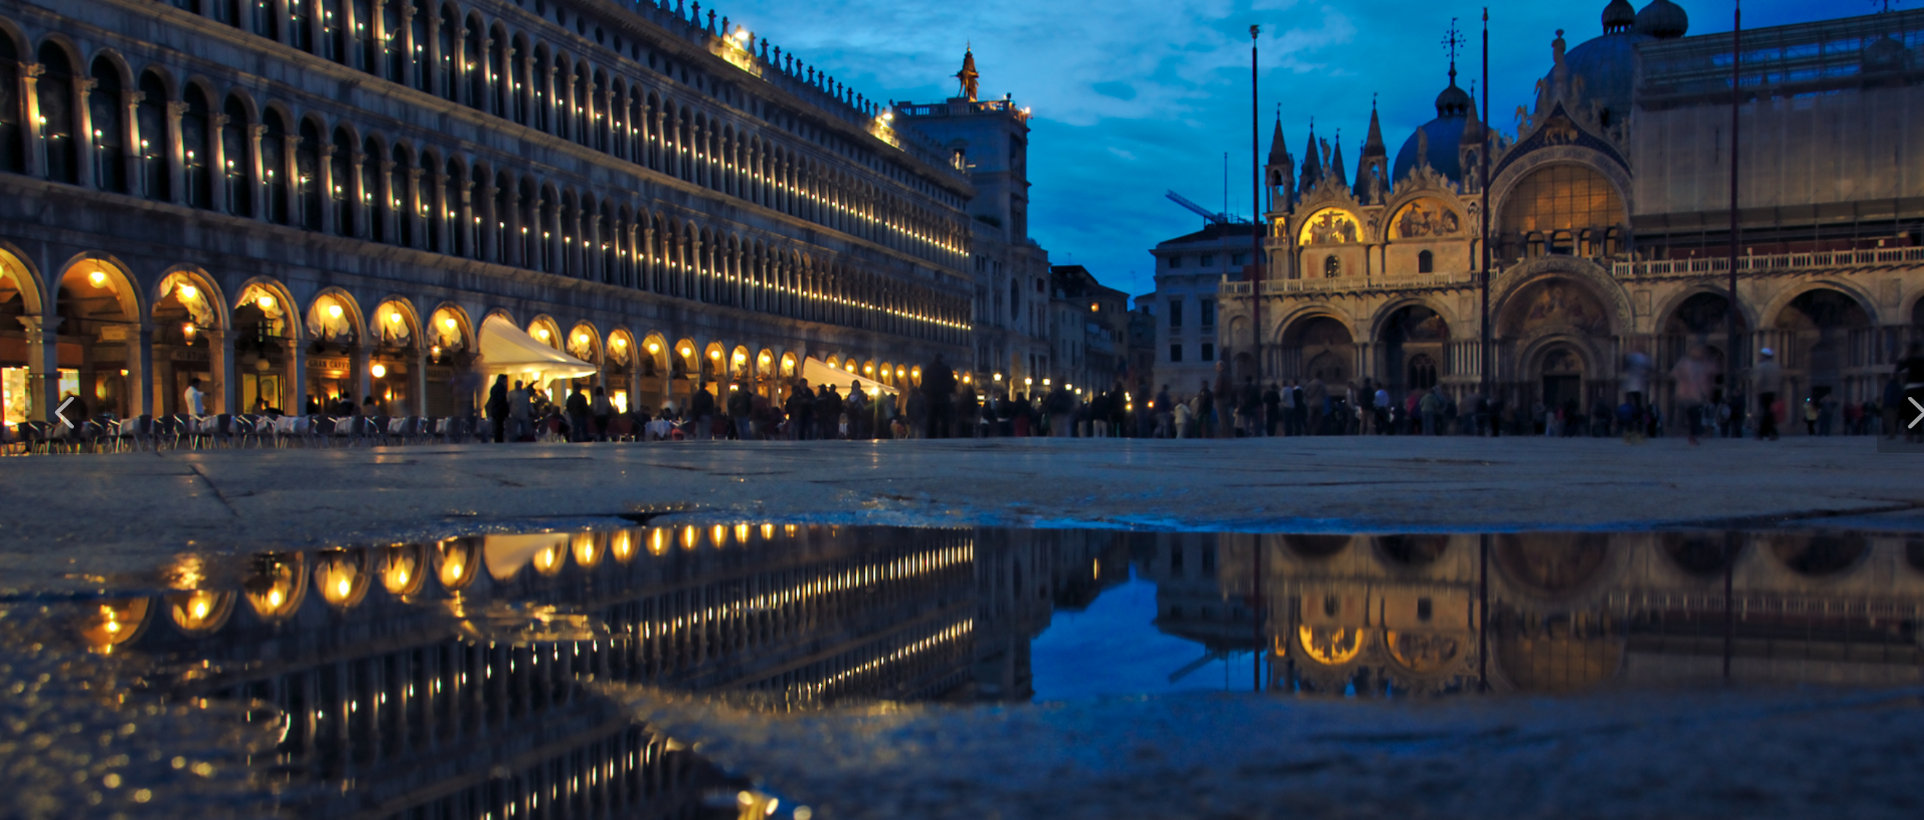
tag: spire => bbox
[1433,19,1472,117]
[1267,112,1289,164]
[1361,95,1386,158]
[1299,119,1323,192]
[1330,130,1349,189]
[955,45,979,102]
[1461,87,1484,146]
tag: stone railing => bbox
[1612,246,1924,278]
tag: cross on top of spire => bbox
[1442,17,1465,85]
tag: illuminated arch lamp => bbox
[77,598,153,651]
[381,543,429,598]
[243,552,308,622]
[167,589,237,636]
[1297,623,1366,666]
[313,548,373,609]
[571,532,603,569]
[434,538,481,592]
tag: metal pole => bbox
[1728,2,1742,394]
[1250,25,1265,384]
[1480,8,1493,409]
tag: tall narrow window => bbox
[181,87,212,208]
[37,45,78,184]
[135,73,168,200]
[88,59,126,193]
[261,111,289,224]
[331,128,353,235]
[0,38,20,172]
[296,120,321,229]
[220,96,251,215]
[362,136,383,242]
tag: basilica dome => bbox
[1634,0,1689,40]
[1391,85,1472,185]
[1557,20,1653,128]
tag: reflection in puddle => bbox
[18,527,1924,816]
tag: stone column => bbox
[209,329,233,415]
[411,345,428,420]
[475,175,497,263]
[405,165,425,249]
[454,172,474,258]
[20,62,45,179]
[347,150,368,239]
[129,320,153,418]
[119,89,143,195]
[163,100,187,205]
[19,315,60,424]
[285,336,306,416]
[73,76,97,189]
[317,141,338,235]
[376,158,397,242]
[205,112,229,214]
[423,7,444,99]
[352,344,372,407]
[585,208,602,283]
[541,64,559,135]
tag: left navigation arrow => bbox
[55,396,75,429]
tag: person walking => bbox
[689,381,717,440]
[1752,347,1783,440]
[1623,349,1652,443]
[183,377,206,418]
[486,375,509,442]
[565,385,591,443]
[1672,344,1717,445]
[728,382,753,440]
[785,380,813,440]
[1262,382,1282,437]
[591,386,613,440]
[921,353,957,439]
[508,380,531,442]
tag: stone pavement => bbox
[3,435,1920,594]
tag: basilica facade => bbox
[0,0,979,425]
[1226,0,1924,426]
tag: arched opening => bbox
[152,270,223,417]
[1281,315,1354,385]
[1496,164,1626,264]
[0,250,41,424]
[232,281,294,415]
[605,328,636,413]
[88,57,127,193]
[424,305,474,418]
[1417,249,1434,274]
[181,85,213,208]
[1774,288,1873,414]
[638,333,670,415]
[0,37,23,173]
[304,290,363,413]
[1378,304,1449,398]
[565,322,602,394]
[135,72,168,200]
[1536,345,1586,421]
[370,299,418,417]
[54,259,141,418]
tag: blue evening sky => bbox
[719,1,1849,300]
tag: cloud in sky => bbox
[721,0,1843,299]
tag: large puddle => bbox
[5,526,1924,818]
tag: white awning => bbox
[801,357,899,397]
[477,315,597,380]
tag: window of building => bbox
[1498,163,1624,257]
[1418,249,1434,273]
[1201,546,1215,572]
[1324,254,1341,277]
[1200,299,1215,327]
[1169,299,1183,328]
[1167,254,1182,269]
[1169,546,1184,574]
[1201,343,1214,361]
[1169,344,1183,363]
[1199,253,1214,267]
[1232,253,1246,266]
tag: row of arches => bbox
[0,248,936,424]
[0,32,970,344]
[136,0,969,265]
[1268,269,1921,422]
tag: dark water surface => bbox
[5,526,1923,818]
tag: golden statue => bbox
[955,47,979,102]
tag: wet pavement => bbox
[4,524,1923,818]
[3,436,1922,597]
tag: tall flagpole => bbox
[1251,24,1264,384]
[1728,2,1742,400]
[1480,8,1493,410]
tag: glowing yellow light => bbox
[709,349,722,360]
[178,284,199,301]
[326,303,344,320]
[386,311,402,324]
[88,269,107,288]
[612,337,627,349]
[574,332,589,346]
[535,327,550,341]
[647,341,661,354]
[370,363,387,379]
[256,295,277,312]
[441,316,457,332]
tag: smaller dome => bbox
[1602,0,1636,34]
[1634,0,1688,39]
[1435,83,1471,118]
[1864,36,1910,73]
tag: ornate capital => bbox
[166,101,188,118]
[249,124,267,140]
[208,113,229,129]
[124,90,144,106]
[75,77,96,95]
[21,62,43,80]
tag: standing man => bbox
[183,377,206,418]
[565,385,591,443]
[508,380,531,442]
[921,353,957,439]
[486,375,509,442]
[689,381,717,440]
[1752,347,1783,441]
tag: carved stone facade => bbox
[1227,2,1924,429]
[0,0,980,424]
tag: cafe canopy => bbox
[477,315,597,381]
